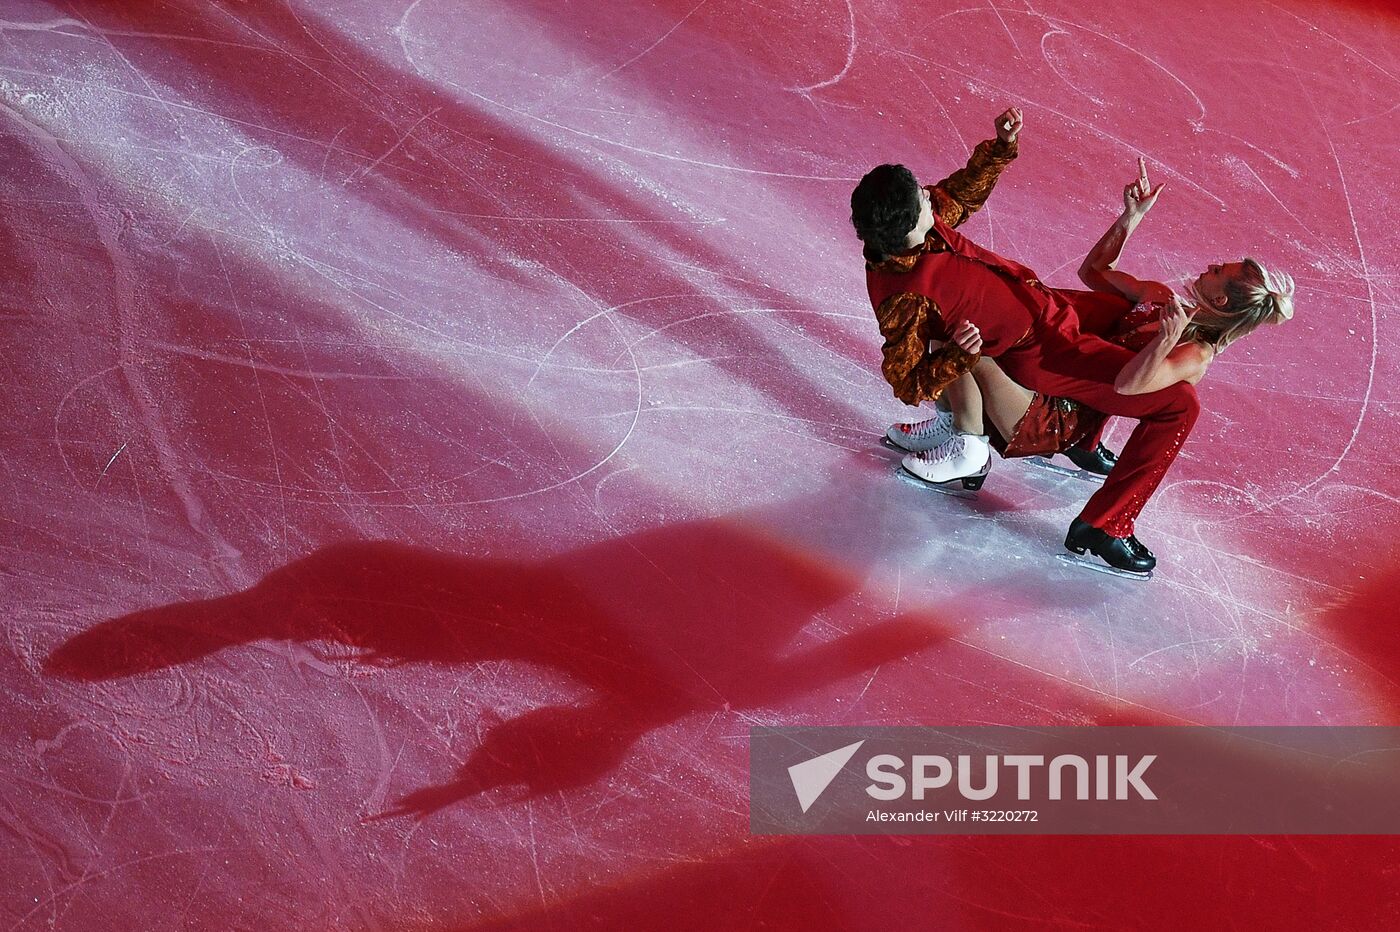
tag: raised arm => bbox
[876,293,979,405]
[928,107,1022,228]
[1078,157,1174,303]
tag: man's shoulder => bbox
[868,244,939,278]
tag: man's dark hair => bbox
[850,164,920,260]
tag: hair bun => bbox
[1261,267,1296,320]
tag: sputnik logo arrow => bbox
[788,740,865,813]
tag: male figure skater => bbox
[852,108,1200,576]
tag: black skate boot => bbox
[1063,518,1155,577]
[1063,443,1118,476]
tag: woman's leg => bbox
[944,370,984,435]
[969,357,1034,441]
[919,339,983,434]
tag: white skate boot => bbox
[884,410,955,452]
[898,434,992,492]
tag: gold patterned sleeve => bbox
[929,136,1018,228]
[876,292,980,406]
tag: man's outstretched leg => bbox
[1064,382,1200,572]
[998,337,1202,574]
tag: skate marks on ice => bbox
[866,4,1224,211]
[394,0,855,181]
[784,0,857,96]
[1151,31,1389,536]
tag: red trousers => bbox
[994,288,1199,537]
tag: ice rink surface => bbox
[3,0,1400,927]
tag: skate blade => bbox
[1025,456,1106,484]
[1055,553,1153,581]
[895,465,978,498]
[881,435,912,452]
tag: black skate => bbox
[1058,518,1155,579]
[1026,443,1118,484]
[1066,443,1118,474]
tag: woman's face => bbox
[1193,260,1250,308]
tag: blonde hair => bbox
[1184,258,1295,352]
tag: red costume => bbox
[866,139,1199,538]
[990,299,1186,459]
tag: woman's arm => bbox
[1078,159,1174,303]
[1114,299,1213,394]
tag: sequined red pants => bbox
[994,290,1200,538]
